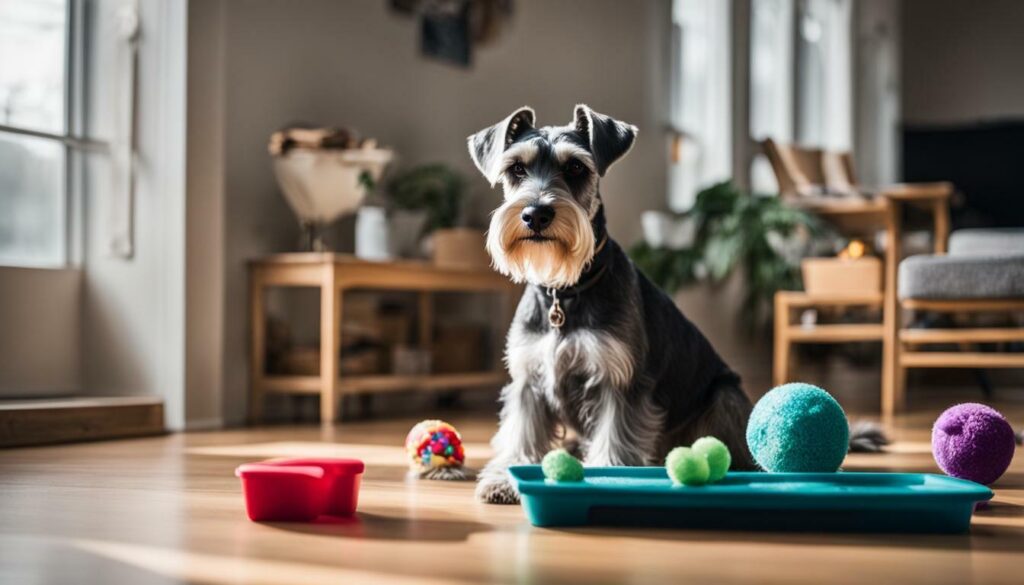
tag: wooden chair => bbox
[893,227,1024,409]
[761,138,859,199]
[765,138,957,418]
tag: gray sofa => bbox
[898,228,1024,300]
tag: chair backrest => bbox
[762,138,814,198]
[762,138,859,198]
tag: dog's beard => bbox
[486,197,595,288]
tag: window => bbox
[747,0,853,192]
[0,0,79,267]
[669,0,732,212]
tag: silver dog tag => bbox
[548,292,565,329]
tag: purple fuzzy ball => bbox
[931,403,1016,485]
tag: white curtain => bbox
[795,0,852,151]
[669,0,732,212]
[749,0,795,193]
[855,0,901,187]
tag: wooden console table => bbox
[249,253,519,423]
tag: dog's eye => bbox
[509,162,527,178]
[564,159,586,177]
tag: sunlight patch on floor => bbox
[186,441,494,465]
[72,539,454,585]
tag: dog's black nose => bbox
[521,205,555,232]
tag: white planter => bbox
[388,210,428,259]
[431,228,489,269]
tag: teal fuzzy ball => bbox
[541,449,585,482]
[746,383,849,472]
[666,447,710,486]
[691,436,731,482]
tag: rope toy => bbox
[404,420,470,480]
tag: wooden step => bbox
[902,298,1024,312]
[900,328,1024,344]
[900,352,1024,368]
[776,291,883,308]
[259,371,508,394]
[0,396,164,448]
[787,323,884,342]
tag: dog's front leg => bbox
[584,389,663,467]
[476,381,556,504]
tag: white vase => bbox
[355,207,390,261]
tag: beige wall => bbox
[185,0,227,430]
[214,0,673,424]
[0,268,81,396]
[81,0,188,428]
[902,0,1024,124]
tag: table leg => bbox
[320,266,341,424]
[418,292,433,351]
[773,293,791,387]
[249,269,266,424]
[933,198,950,255]
[882,200,902,421]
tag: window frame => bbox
[0,0,102,268]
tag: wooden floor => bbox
[1,401,1022,585]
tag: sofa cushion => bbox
[898,253,1024,300]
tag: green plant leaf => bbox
[628,180,830,332]
[386,164,465,231]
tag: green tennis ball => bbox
[665,447,710,486]
[691,436,731,482]
[541,449,584,482]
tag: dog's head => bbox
[468,105,637,288]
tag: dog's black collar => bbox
[542,236,610,329]
[545,235,609,298]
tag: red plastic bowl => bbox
[235,458,364,522]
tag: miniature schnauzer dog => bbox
[467,105,757,504]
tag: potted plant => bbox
[631,181,828,328]
[386,164,489,268]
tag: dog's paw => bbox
[475,476,520,505]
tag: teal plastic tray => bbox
[509,466,992,533]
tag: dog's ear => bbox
[573,104,637,175]
[467,106,536,186]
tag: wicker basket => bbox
[801,257,882,295]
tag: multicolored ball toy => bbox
[931,403,1015,486]
[404,420,468,480]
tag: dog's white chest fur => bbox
[506,327,635,401]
